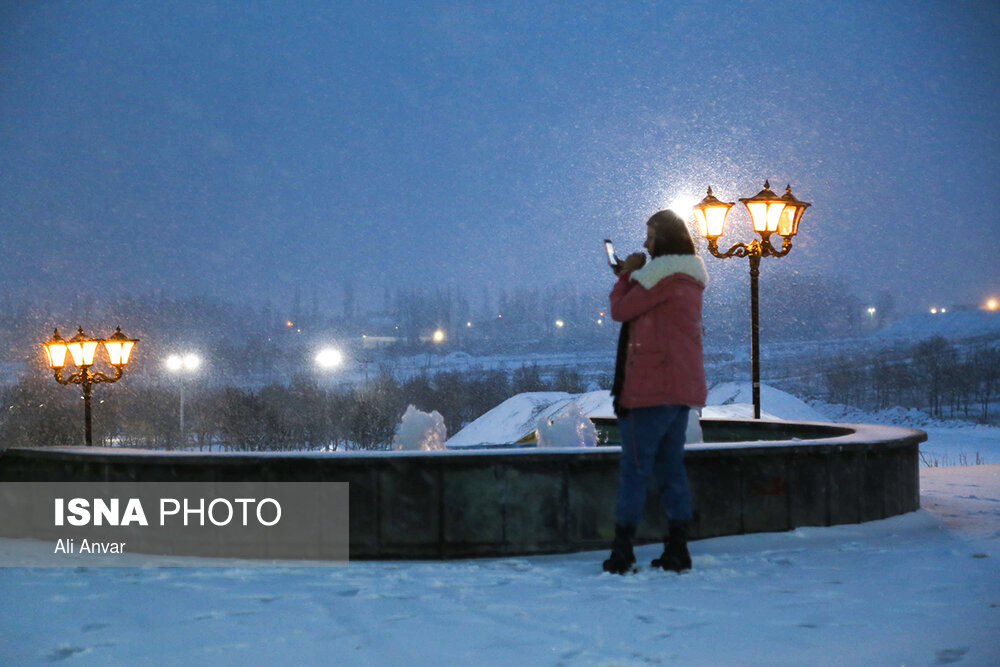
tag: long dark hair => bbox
[647,210,696,256]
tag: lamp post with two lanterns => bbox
[693,181,811,419]
[42,326,139,446]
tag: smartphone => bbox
[603,239,617,265]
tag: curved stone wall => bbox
[0,419,926,559]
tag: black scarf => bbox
[611,321,629,418]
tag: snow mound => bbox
[392,405,447,451]
[447,384,826,449]
[705,382,827,422]
[536,403,597,448]
[446,391,613,448]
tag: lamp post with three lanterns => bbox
[42,326,139,446]
[693,181,811,419]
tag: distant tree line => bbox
[823,337,1000,422]
[0,365,596,452]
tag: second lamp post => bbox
[693,181,810,419]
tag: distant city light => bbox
[315,348,343,369]
[930,308,938,314]
[986,299,999,311]
[286,320,294,327]
[597,319,603,325]
[555,319,564,328]
[867,307,876,316]
[466,322,472,327]
[432,329,446,343]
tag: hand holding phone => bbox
[604,239,619,268]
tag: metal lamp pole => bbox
[694,182,811,419]
[166,353,201,447]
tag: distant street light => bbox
[555,319,565,328]
[986,299,998,311]
[43,326,138,446]
[694,181,811,419]
[166,353,200,445]
[432,329,446,343]
[315,347,344,369]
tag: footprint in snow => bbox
[335,588,360,596]
[935,646,969,664]
[46,645,88,662]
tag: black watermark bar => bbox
[0,482,349,566]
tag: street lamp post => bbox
[693,181,811,419]
[166,353,201,446]
[42,326,138,446]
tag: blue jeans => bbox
[615,405,693,527]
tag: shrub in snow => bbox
[536,403,596,448]
[392,405,447,451]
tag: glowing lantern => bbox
[777,185,811,238]
[103,326,137,366]
[43,329,69,369]
[739,180,787,234]
[66,328,100,367]
[692,186,734,239]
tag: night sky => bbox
[2,0,998,315]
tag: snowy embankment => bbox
[1,465,998,665]
[444,381,1000,467]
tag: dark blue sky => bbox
[2,0,998,315]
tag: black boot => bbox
[651,521,692,573]
[602,524,637,574]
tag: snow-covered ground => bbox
[1,465,998,665]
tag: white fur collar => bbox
[630,254,709,290]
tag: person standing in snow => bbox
[604,210,709,574]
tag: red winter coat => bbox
[610,254,709,408]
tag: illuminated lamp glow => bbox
[67,328,99,366]
[43,329,69,369]
[692,187,734,239]
[315,348,343,369]
[104,327,137,366]
[739,180,786,234]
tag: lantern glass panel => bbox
[746,201,769,232]
[104,340,135,365]
[67,341,99,366]
[45,343,68,368]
